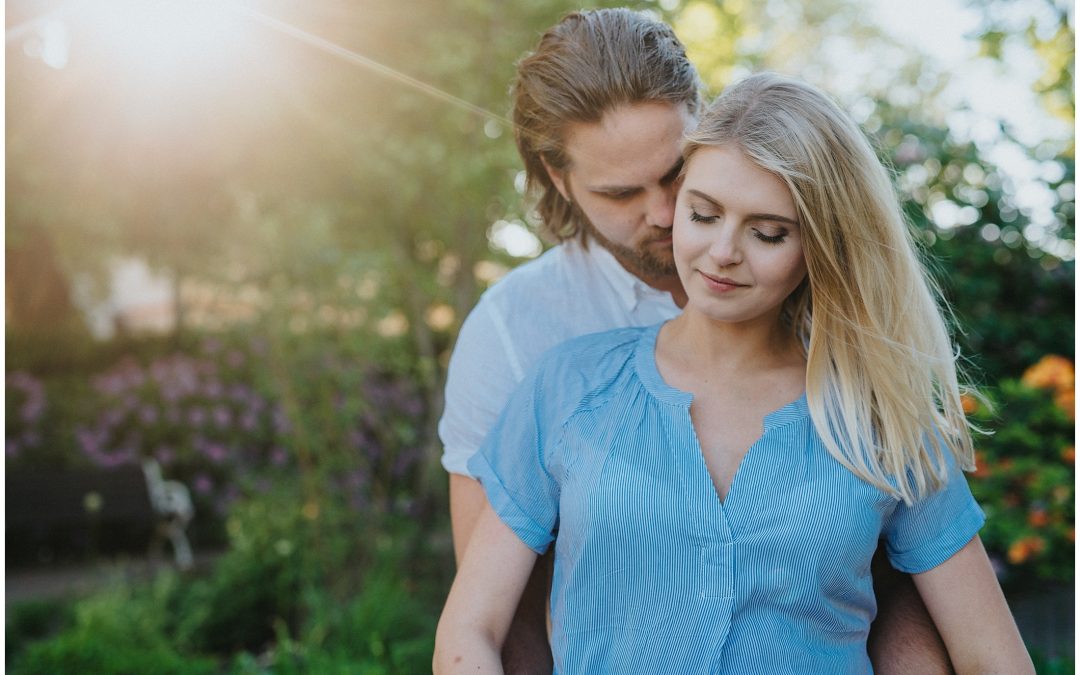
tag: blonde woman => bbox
[434,73,1033,674]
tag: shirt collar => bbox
[581,238,671,314]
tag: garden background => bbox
[5,0,1074,672]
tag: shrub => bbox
[967,355,1075,585]
[9,579,218,675]
[6,326,434,556]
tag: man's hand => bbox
[450,474,554,674]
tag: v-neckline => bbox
[689,395,808,508]
[633,321,809,514]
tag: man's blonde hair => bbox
[684,72,976,503]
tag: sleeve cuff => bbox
[887,501,986,573]
[467,451,554,555]
[441,446,477,478]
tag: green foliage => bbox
[6,599,74,665]
[222,561,438,674]
[1031,648,1077,675]
[8,486,449,674]
[9,580,218,675]
[966,360,1074,585]
[870,110,1074,382]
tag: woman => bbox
[434,73,1033,674]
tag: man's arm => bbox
[867,543,953,674]
[450,474,553,674]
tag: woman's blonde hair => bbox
[684,72,976,503]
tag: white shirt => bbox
[439,239,681,476]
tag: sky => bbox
[867,0,1069,147]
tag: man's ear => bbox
[540,156,570,202]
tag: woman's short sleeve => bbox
[883,447,985,574]
[467,358,561,555]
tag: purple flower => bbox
[270,446,289,466]
[402,396,424,417]
[202,381,224,399]
[228,384,252,403]
[104,408,126,427]
[6,439,20,458]
[240,412,258,432]
[273,407,291,434]
[346,469,368,489]
[196,360,218,378]
[201,337,223,355]
[193,474,214,494]
[188,407,207,427]
[76,427,106,457]
[392,448,419,478]
[212,405,232,429]
[155,445,176,466]
[139,406,159,425]
[203,443,228,464]
[8,371,46,423]
[226,350,245,369]
[99,451,129,468]
[249,337,268,356]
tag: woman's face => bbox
[673,145,807,326]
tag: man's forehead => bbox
[561,102,693,188]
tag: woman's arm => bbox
[434,500,541,674]
[912,536,1034,675]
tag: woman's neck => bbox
[660,307,804,382]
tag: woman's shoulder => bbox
[523,325,654,411]
[536,325,648,372]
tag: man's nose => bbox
[646,187,677,230]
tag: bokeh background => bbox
[5,0,1074,672]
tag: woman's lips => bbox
[699,271,748,293]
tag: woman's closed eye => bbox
[753,228,788,244]
[689,209,717,224]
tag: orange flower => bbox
[972,451,991,478]
[1068,528,1075,543]
[1022,355,1075,393]
[1007,536,1048,564]
[1028,510,1049,528]
[960,393,979,415]
[1062,446,1075,465]
[1008,540,1031,564]
[1054,389,1075,420]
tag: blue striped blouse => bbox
[468,322,985,674]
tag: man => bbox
[439,8,951,673]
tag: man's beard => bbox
[575,206,678,282]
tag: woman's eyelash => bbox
[690,208,789,243]
[754,230,787,244]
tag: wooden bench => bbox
[6,460,194,569]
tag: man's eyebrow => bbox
[686,189,799,226]
[589,157,686,192]
[591,184,641,194]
